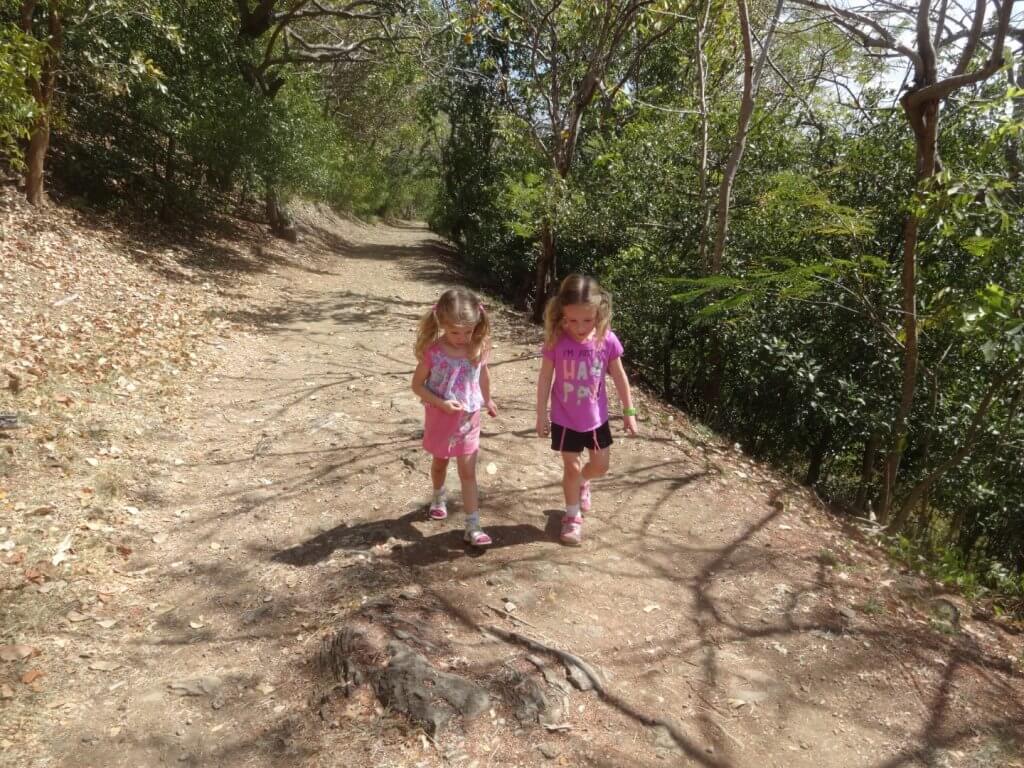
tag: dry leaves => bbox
[0,645,38,662]
[51,533,73,566]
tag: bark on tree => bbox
[806,428,832,487]
[533,220,557,320]
[703,0,783,405]
[854,432,882,513]
[20,1,62,206]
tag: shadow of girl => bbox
[272,506,552,568]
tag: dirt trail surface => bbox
[3,205,1023,768]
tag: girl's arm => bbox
[608,357,639,435]
[535,357,555,436]
[480,363,498,417]
[412,359,460,412]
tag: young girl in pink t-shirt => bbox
[535,274,639,545]
[412,288,498,547]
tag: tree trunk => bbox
[878,96,939,522]
[532,221,556,323]
[265,184,297,242]
[854,431,881,513]
[20,1,62,206]
[266,184,282,229]
[161,136,177,221]
[806,428,831,487]
[703,0,783,405]
[662,316,678,399]
[25,116,50,206]
[1008,51,1024,194]
[695,0,712,271]
[707,0,754,278]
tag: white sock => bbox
[465,511,480,529]
[432,487,446,505]
[565,503,581,518]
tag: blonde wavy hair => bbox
[543,274,612,347]
[415,287,491,363]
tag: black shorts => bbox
[550,421,613,453]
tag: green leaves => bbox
[0,25,42,167]
[960,284,1024,363]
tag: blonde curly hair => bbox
[415,287,491,363]
[543,274,612,347]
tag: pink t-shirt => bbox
[543,330,624,432]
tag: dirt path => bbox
[32,214,1024,767]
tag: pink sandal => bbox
[579,481,592,513]
[560,515,583,546]
[428,501,447,520]
[464,527,492,547]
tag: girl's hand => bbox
[624,415,639,436]
[536,414,550,437]
[485,399,498,417]
[440,399,464,414]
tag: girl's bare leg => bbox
[431,457,449,492]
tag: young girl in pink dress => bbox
[535,274,639,545]
[412,288,498,547]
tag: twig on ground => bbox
[486,604,538,629]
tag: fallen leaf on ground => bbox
[51,533,74,566]
[541,722,572,732]
[168,676,222,696]
[89,661,121,672]
[21,669,43,685]
[0,645,37,662]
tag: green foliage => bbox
[0,24,39,167]
[430,4,1024,596]
[17,0,434,217]
[886,532,1024,602]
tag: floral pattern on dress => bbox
[425,343,485,413]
